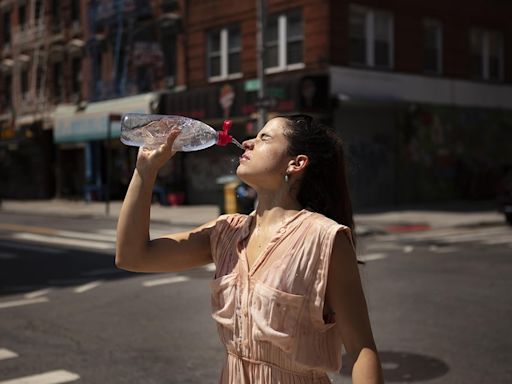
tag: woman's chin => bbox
[236,168,252,184]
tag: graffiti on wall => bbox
[400,105,512,200]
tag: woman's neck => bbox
[252,189,303,229]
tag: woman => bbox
[116,115,384,383]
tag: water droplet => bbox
[231,138,244,150]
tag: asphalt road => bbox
[0,211,511,383]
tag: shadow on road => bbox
[0,239,133,297]
[341,350,449,382]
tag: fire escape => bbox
[87,0,181,101]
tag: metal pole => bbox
[256,0,267,130]
[106,119,111,216]
[106,114,122,216]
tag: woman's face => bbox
[236,117,292,189]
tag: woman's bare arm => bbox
[325,230,384,384]
[115,127,215,273]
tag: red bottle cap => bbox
[217,120,233,146]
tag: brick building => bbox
[0,0,86,198]
[1,0,511,207]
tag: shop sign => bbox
[244,79,260,92]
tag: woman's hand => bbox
[135,127,182,180]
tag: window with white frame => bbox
[470,28,504,81]
[265,9,303,72]
[349,5,393,69]
[423,19,442,74]
[207,25,241,80]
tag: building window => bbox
[51,0,61,32]
[3,10,11,45]
[21,67,29,100]
[349,5,394,69]
[162,0,178,13]
[71,0,80,24]
[35,0,43,21]
[265,9,303,72]
[18,3,26,31]
[4,73,12,106]
[207,25,241,80]
[53,62,63,102]
[470,28,504,81]
[36,65,44,97]
[423,19,442,74]
[71,57,82,99]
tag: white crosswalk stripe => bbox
[24,288,52,299]
[0,298,49,310]
[73,281,102,293]
[12,233,114,250]
[391,226,512,248]
[143,276,190,287]
[359,253,387,262]
[0,370,80,384]
[0,348,18,361]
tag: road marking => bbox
[12,233,113,250]
[0,297,49,310]
[24,288,52,299]
[203,263,216,272]
[0,348,18,361]
[73,281,102,293]
[429,245,459,253]
[97,229,117,236]
[0,242,64,254]
[0,370,80,384]
[358,253,387,262]
[143,276,190,287]
[0,251,17,259]
[0,223,57,235]
[481,236,512,245]
[403,246,414,253]
[55,230,115,242]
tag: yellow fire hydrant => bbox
[223,181,239,214]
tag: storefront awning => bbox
[53,92,160,143]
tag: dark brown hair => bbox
[281,114,357,249]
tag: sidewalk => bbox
[0,199,506,235]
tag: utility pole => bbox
[256,0,267,130]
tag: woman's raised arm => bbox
[115,127,215,273]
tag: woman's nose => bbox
[242,140,253,149]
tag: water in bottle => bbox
[120,113,241,151]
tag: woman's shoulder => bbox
[214,212,252,229]
[305,210,351,231]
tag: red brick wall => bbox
[330,0,512,81]
[186,0,331,87]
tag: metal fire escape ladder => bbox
[29,0,49,125]
[113,0,125,97]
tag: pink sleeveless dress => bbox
[209,209,355,383]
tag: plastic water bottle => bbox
[120,113,236,151]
